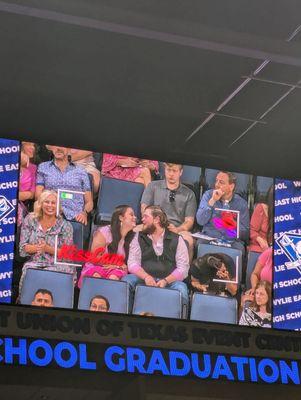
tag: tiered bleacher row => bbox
[15,143,274,326]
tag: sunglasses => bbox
[169,190,176,202]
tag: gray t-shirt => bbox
[141,180,197,227]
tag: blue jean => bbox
[121,274,189,318]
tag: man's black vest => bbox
[138,230,179,279]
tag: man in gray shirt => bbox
[141,163,197,259]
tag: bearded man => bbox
[122,205,189,313]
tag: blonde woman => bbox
[18,190,74,292]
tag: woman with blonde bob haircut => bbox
[32,189,62,219]
[18,190,74,293]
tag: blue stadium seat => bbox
[181,165,202,187]
[255,176,273,203]
[158,161,165,179]
[70,221,84,250]
[204,168,250,200]
[197,243,243,283]
[88,173,94,191]
[95,177,144,224]
[78,277,129,314]
[190,293,237,324]
[20,268,74,308]
[132,285,182,318]
[93,152,102,169]
[246,251,260,290]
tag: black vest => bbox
[138,230,179,279]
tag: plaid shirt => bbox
[36,160,91,220]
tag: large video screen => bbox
[1,137,299,331]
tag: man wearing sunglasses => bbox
[141,163,196,259]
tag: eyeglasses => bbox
[169,190,176,203]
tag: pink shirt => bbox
[249,203,269,253]
[96,225,126,257]
[19,163,37,192]
[127,231,189,281]
[258,247,272,283]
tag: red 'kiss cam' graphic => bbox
[58,244,125,265]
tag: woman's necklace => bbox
[40,218,56,232]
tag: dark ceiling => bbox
[1,0,301,179]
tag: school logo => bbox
[276,233,301,274]
[0,195,14,222]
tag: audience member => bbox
[19,190,74,291]
[141,163,196,259]
[19,142,37,203]
[196,171,249,253]
[18,142,37,226]
[239,281,271,328]
[140,312,155,317]
[70,148,100,194]
[249,186,273,253]
[89,295,110,312]
[78,205,136,286]
[246,247,272,296]
[36,146,93,225]
[102,154,158,187]
[31,289,54,308]
[123,206,189,311]
[190,253,237,296]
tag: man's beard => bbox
[142,223,156,235]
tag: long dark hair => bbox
[108,205,135,262]
[265,186,274,245]
[190,253,235,283]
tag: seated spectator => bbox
[89,295,110,312]
[196,171,249,253]
[19,190,74,291]
[35,146,93,225]
[141,163,196,260]
[246,247,272,296]
[78,205,136,286]
[31,288,54,308]
[239,281,271,328]
[19,142,37,203]
[18,142,37,226]
[102,153,159,187]
[122,206,189,312]
[249,186,273,253]
[190,253,237,296]
[70,148,101,194]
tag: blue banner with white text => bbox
[0,138,20,303]
[273,179,301,330]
